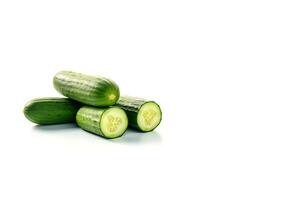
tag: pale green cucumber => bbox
[76,106,128,139]
[116,96,162,132]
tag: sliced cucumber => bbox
[76,106,128,139]
[116,96,162,132]
[137,102,162,132]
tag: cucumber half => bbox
[116,96,162,132]
[76,106,128,139]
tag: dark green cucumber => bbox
[76,106,128,139]
[53,71,120,106]
[116,96,162,132]
[23,97,81,125]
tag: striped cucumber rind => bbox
[23,97,81,125]
[53,71,120,106]
[116,96,162,132]
[76,106,128,139]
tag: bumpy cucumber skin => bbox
[76,106,127,139]
[116,96,162,132]
[23,97,81,125]
[53,71,120,107]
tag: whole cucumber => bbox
[23,97,81,125]
[53,71,120,106]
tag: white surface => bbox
[0,0,300,199]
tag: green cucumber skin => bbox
[53,71,120,107]
[76,106,126,139]
[23,98,81,125]
[76,106,106,137]
[116,96,162,132]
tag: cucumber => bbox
[76,106,128,139]
[53,71,120,106]
[23,97,81,125]
[116,96,162,132]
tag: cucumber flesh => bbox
[101,107,128,138]
[76,106,128,139]
[137,102,162,132]
[116,96,162,132]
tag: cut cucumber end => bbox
[100,107,128,138]
[137,102,162,132]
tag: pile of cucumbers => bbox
[23,71,162,139]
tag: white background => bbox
[0,0,300,199]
